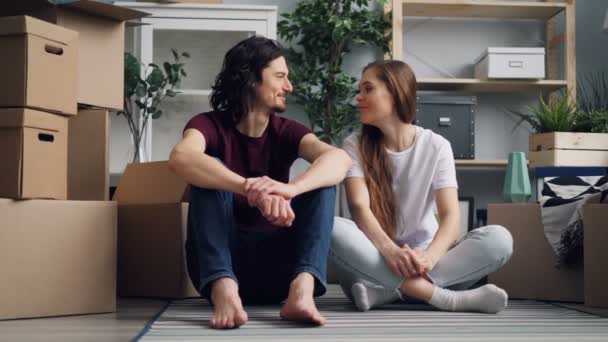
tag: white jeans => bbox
[329,217,513,299]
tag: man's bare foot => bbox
[209,278,248,329]
[279,273,327,326]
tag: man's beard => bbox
[271,103,287,113]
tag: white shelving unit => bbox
[111,2,277,174]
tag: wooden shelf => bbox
[401,0,566,20]
[455,159,508,167]
[455,159,532,168]
[417,78,567,93]
[388,0,575,96]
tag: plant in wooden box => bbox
[277,0,391,146]
[512,91,608,168]
[576,71,608,134]
[116,49,189,162]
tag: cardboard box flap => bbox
[0,1,149,22]
[60,1,149,22]
[114,161,189,205]
[0,108,65,132]
[0,15,78,44]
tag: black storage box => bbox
[415,95,476,159]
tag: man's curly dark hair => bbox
[210,36,286,123]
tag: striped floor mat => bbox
[137,287,608,341]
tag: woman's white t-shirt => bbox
[342,126,458,249]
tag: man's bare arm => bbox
[168,129,247,195]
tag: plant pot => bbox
[528,132,608,168]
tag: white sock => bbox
[428,284,508,314]
[351,282,401,312]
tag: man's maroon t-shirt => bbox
[184,111,312,230]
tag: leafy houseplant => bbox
[512,70,608,135]
[116,49,189,162]
[278,0,391,146]
[574,110,608,133]
[511,93,578,134]
[577,71,608,115]
[576,71,608,133]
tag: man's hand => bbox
[244,176,301,205]
[255,194,295,227]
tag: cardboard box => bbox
[114,161,198,298]
[0,1,149,110]
[0,199,117,320]
[0,15,78,115]
[0,108,68,200]
[488,203,584,302]
[68,108,109,200]
[529,132,608,168]
[584,203,608,308]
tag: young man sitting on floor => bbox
[168,36,351,329]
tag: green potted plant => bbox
[575,71,608,134]
[512,93,578,134]
[277,0,391,146]
[512,91,607,168]
[116,49,189,163]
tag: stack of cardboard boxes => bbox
[0,0,147,320]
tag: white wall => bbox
[111,0,608,217]
[576,1,608,77]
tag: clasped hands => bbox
[382,243,438,278]
[243,176,300,227]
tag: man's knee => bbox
[189,185,232,205]
[302,185,337,202]
[291,186,337,218]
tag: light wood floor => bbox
[0,298,167,342]
[1,296,607,341]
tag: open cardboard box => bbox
[487,203,584,302]
[0,15,78,115]
[0,199,116,320]
[0,0,149,110]
[113,161,198,298]
[0,108,68,200]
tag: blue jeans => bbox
[330,217,513,301]
[185,185,336,305]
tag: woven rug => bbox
[136,286,608,341]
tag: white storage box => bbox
[474,47,545,79]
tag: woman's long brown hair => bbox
[359,60,417,240]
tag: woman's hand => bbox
[379,244,424,279]
[408,247,438,274]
